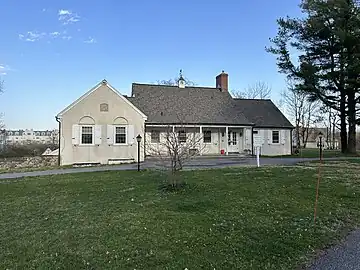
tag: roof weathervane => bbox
[178,69,186,88]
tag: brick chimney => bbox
[216,70,228,92]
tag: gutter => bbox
[55,116,61,166]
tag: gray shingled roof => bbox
[128,84,293,128]
[233,99,293,128]
[130,84,252,125]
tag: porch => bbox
[145,125,253,156]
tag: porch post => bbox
[199,126,203,156]
[225,126,229,155]
[172,125,175,133]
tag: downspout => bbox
[55,116,61,166]
[143,123,146,159]
[251,126,254,156]
[290,129,293,155]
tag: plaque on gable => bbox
[100,103,109,112]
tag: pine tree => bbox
[267,0,360,153]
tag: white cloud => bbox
[84,37,96,44]
[19,30,74,42]
[50,31,60,37]
[58,9,71,16]
[18,31,46,42]
[58,9,80,25]
[0,65,5,75]
[0,64,11,76]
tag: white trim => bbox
[146,124,251,128]
[56,80,148,120]
[79,125,95,146]
[225,126,229,155]
[199,126,203,156]
[113,125,127,145]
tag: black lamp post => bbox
[318,131,323,161]
[136,134,142,171]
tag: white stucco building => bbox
[5,129,59,145]
[56,72,294,166]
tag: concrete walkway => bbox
[0,156,356,180]
[308,229,360,270]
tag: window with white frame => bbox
[203,130,211,143]
[115,126,126,144]
[151,130,160,143]
[81,126,94,144]
[178,130,186,143]
[272,131,280,144]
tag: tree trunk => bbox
[347,91,357,154]
[296,124,301,149]
[340,91,348,153]
[328,109,332,149]
[332,120,336,149]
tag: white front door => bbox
[228,131,239,152]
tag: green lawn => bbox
[264,148,360,158]
[1,162,360,269]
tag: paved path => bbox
[0,156,356,180]
[308,229,360,270]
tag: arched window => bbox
[113,117,128,144]
[79,116,96,144]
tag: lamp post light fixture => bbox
[314,131,324,226]
[318,131,323,161]
[136,134,142,171]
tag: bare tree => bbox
[232,81,271,99]
[156,77,196,87]
[50,129,59,146]
[282,82,323,149]
[156,70,196,87]
[0,79,4,130]
[145,124,206,188]
[321,106,339,149]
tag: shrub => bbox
[0,143,58,158]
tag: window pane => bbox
[232,132,237,145]
[115,126,126,144]
[151,130,160,143]
[82,126,93,134]
[203,131,211,143]
[178,130,186,143]
[272,131,279,143]
[81,126,93,144]
[116,134,126,144]
[116,127,126,135]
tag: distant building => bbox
[5,129,59,145]
[0,129,6,149]
[294,127,340,149]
